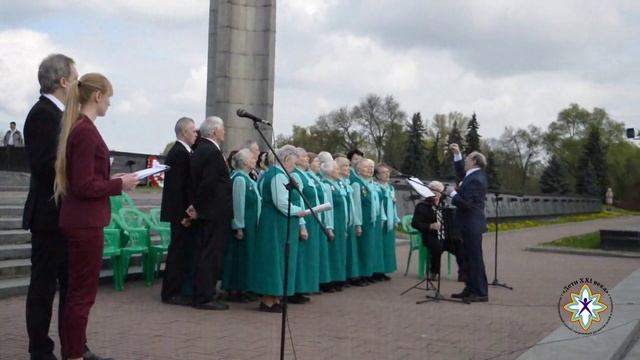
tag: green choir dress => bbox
[371,181,386,274]
[324,177,347,282]
[351,174,384,277]
[343,176,360,279]
[248,166,303,296]
[222,170,261,291]
[308,170,332,286]
[292,168,320,294]
[379,182,399,273]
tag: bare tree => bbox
[499,125,543,190]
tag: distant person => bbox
[53,73,139,360]
[160,117,197,306]
[22,54,81,360]
[186,116,233,310]
[605,188,614,210]
[3,121,24,147]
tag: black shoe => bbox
[287,294,309,304]
[194,300,229,310]
[31,354,58,360]
[259,302,282,313]
[162,295,191,306]
[381,275,391,281]
[349,279,365,287]
[462,294,489,304]
[451,289,471,299]
[333,284,344,292]
[83,350,114,360]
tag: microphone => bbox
[236,108,272,127]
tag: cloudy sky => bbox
[1,0,639,154]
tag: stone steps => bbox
[0,244,30,260]
[0,230,30,246]
[0,217,22,230]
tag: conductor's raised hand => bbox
[121,173,139,191]
[449,143,461,155]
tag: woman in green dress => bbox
[291,148,321,302]
[351,159,384,282]
[336,156,362,286]
[222,149,261,301]
[375,164,399,279]
[249,145,308,313]
[321,160,348,290]
[307,152,333,292]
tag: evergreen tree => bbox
[539,155,570,194]
[427,133,441,178]
[485,150,501,190]
[401,112,428,178]
[575,126,607,198]
[465,113,481,153]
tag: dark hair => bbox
[347,149,364,160]
[227,150,239,171]
[10,121,16,126]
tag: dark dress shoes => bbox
[195,300,229,310]
[162,295,191,306]
[451,289,471,299]
[462,294,489,304]
[259,302,282,313]
[83,350,114,360]
[287,294,309,304]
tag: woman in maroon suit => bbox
[53,73,138,360]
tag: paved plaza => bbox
[1,216,639,360]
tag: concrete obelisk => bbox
[206,0,276,152]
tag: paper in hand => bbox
[134,160,170,180]
[407,177,435,198]
[299,202,333,217]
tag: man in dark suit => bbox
[160,117,197,305]
[23,54,78,360]
[447,143,489,303]
[186,116,232,310]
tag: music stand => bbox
[490,191,513,290]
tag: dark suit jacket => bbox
[22,96,63,231]
[451,160,488,233]
[412,200,438,246]
[189,139,232,221]
[161,141,191,223]
[59,116,122,229]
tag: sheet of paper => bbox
[299,202,333,217]
[407,177,435,198]
[134,163,170,180]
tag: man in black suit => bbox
[23,54,77,360]
[160,117,198,305]
[186,116,232,310]
[447,143,489,303]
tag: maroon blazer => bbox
[59,116,122,229]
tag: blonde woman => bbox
[54,73,138,360]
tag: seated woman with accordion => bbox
[411,181,446,281]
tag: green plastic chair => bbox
[147,208,172,280]
[103,227,123,291]
[110,194,125,214]
[401,214,429,279]
[121,192,139,210]
[114,209,154,287]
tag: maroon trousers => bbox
[59,227,103,359]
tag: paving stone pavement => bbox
[1,216,639,360]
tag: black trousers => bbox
[193,219,229,305]
[445,236,466,276]
[25,229,68,357]
[161,222,194,300]
[422,235,442,275]
[461,228,488,297]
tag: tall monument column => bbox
[206,0,276,152]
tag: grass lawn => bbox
[543,232,601,249]
[486,208,638,232]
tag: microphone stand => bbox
[250,121,331,360]
[489,191,513,290]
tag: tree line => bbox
[275,94,640,202]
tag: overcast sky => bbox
[1,0,639,154]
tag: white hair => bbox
[320,160,337,177]
[232,148,253,170]
[276,144,299,163]
[174,117,194,136]
[295,147,307,157]
[200,116,224,138]
[317,151,333,165]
